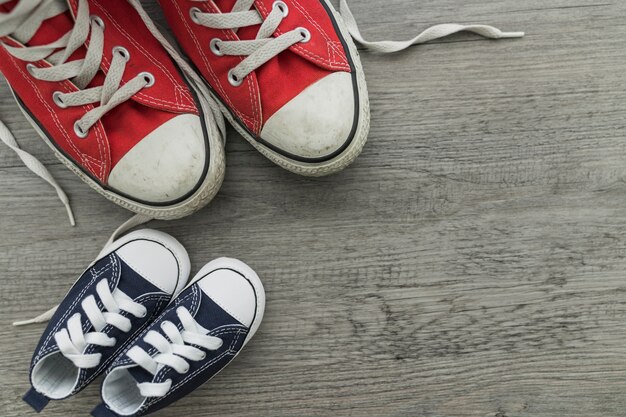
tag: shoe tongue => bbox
[2,0,75,46]
[214,0,238,11]
[128,366,155,385]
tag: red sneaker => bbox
[157,0,370,177]
[0,0,225,222]
[157,0,524,177]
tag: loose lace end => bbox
[14,213,151,329]
[13,305,58,326]
[0,121,76,226]
[338,0,524,54]
[65,203,76,227]
[57,180,76,226]
[98,213,153,257]
[499,31,525,39]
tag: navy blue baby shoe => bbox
[22,229,190,412]
[91,257,265,417]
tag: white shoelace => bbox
[5,0,225,329]
[338,0,524,53]
[0,0,159,224]
[125,307,223,398]
[1,0,154,133]
[190,0,524,86]
[0,120,76,225]
[52,279,147,369]
[12,212,153,327]
[190,0,311,86]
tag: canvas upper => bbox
[22,229,190,412]
[0,0,224,218]
[158,0,369,174]
[91,257,265,417]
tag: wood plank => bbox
[1,1,626,416]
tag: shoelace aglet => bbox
[60,194,76,226]
[68,208,76,227]
[13,305,59,327]
[498,31,525,39]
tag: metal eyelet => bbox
[210,38,224,56]
[189,7,201,24]
[273,0,288,17]
[74,121,88,138]
[139,71,155,88]
[139,310,147,318]
[297,27,311,43]
[52,91,67,108]
[113,46,130,62]
[90,15,105,29]
[26,63,37,76]
[199,352,207,360]
[227,69,243,87]
[181,365,190,374]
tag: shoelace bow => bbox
[126,307,223,398]
[0,0,159,224]
[52,279,147,369]
[190,0,524,85]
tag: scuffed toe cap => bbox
[260,71,356,160]
[107,114,207,204]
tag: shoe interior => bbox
[102,368,145,416]
[32,352,79,399]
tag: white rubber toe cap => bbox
[197,266,257,327]
[110,229,190,296]
[260,71,356,159]
[108,114,206,204]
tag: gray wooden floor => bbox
[2,1,626,416]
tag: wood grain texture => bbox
[2,1,626,416]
